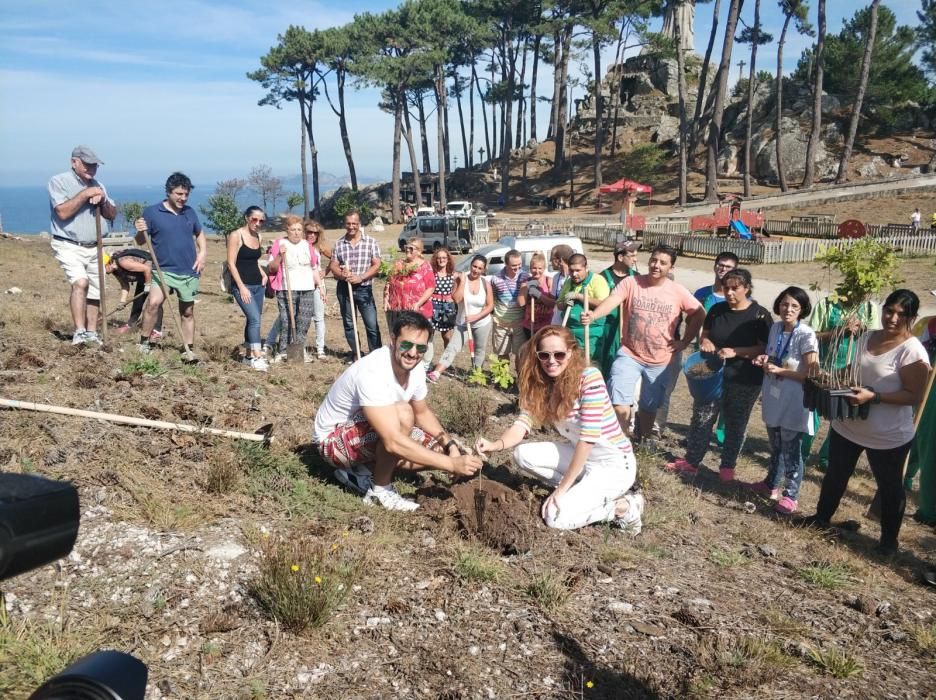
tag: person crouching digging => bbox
[475,325,644,532]
[313,310,483,511]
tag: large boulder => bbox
[750,117,837,184]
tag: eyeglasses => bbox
[248,217,265,223]
[305,229,319,235]
[405,246,418,252]
[398,340,429,354]
[536,350,568,363]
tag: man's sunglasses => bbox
[536,350,568,363]
[399,340,429,354]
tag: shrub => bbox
[427,382,495,438]
[807,645,863,679]
[199,192,242,237]
[454,546,502,582]
[619,143,668,187]
[249,534,364,632]
[322,188,374,227]
[525,572,572,611]
[120,356,166,378]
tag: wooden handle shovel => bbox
[583,286,590,363]
[95,207,107,343]
[140,229,197,363]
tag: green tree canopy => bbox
[792,5,931,128]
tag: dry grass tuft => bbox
[248,533,365,632]
[806,644,863,678]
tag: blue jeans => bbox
[336,283,381,354]
[233,284,264,351]
[765,426,806,500]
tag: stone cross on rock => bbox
[662,0,696,53]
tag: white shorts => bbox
[51,238,100,301]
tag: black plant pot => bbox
[803,377,871,421]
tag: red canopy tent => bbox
[599,178,653,206]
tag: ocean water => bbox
[0,184,219,234]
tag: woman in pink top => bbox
[802,290,931,555]
[475,326,644,532]
[384,237,435,334]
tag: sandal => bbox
[664,458,698,475]
[775,496,798,515]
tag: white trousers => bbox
[513,441,636,530]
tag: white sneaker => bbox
[317,350,326,360]
[363,485,419,511]
[72,330,88,345]
[271,352,287,364]
[304,350,313,363]
[136,342,152,355]
[83,331,103,346]
[613,491,644,535]
[250,356,269,372]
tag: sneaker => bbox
[363,485,419,511]
[250,356,269,372]
[333,465,374,496]
[261,343,271,356]
[304,350,314,364]
[612,491,644,535]
[271,352,287,364]
[136,342,152,355]
[719,466,735,483]
[71,330,89,345]
[746,481,781,501]
[795,514,831,530]
[317,351,326,360]
[427,370,440,384]
[664,458,698,475]
[114,324,132,334]
[775,496,798,515]
[149,330,163,342]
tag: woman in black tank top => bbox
[226,205,269,371]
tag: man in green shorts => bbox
[134,172,207,355]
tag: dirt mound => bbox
[447,480,539,555]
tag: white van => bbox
[456,234,584,276]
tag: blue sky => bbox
[0,0,925,187]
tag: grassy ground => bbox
[1,237,935,699]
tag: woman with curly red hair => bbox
[475,325,643,531]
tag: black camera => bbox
[1,473,148,699]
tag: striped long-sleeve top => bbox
[514,366,632,458]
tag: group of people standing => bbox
[50,146,933,554]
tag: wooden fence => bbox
[642,230,936,264]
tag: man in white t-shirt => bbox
[314,311,482,510]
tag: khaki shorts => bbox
[152,271,200,303]
[51,238,100,300]
[491,322,526,359]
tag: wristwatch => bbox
[872,391,882,404]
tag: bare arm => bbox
[118,257,151,283]
[362,403,480,476]
[54,186,107,221]
[680,306,705,349]
[193,231,207,273]
[226,230,246,291]
[475,422,528,454]
[849,360,930,407]
[580,283,625,325]
[359,254,382,284]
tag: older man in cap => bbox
[48,145,117,345]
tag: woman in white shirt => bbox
[802,290,931,555]
[267,215,324,362]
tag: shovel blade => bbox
[286,343,304,363]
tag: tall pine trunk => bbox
[836,0,879,184]
[689,0,723,156]
[469,71,475,167]
[516,37,528,150]
[705,0,744,202]
[435,64,448,208]
[548,29,562,140]
[403,107,423,207]
[335,70,358,191]
[592,30,604,191]
[802,0,826,188]
[743,0,762,198]
[299,101,309,217]
[674,3,689,205]
[530,34,541,142]
[391,94,403,224]
[553,26,572,175]
[302,103,321,216]
[417,95,432,176]
[500,33,515,203]
[472,63,490,162]
[775,14,791,192]
[455,79,469,170]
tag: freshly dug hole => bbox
[448,480,538,555]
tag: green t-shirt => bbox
[808,297,880,369]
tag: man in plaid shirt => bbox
[329,211,382,356]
